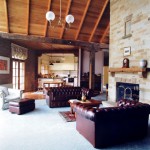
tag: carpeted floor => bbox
[0,100,150,150]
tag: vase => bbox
[139,59,147,68]
[81,95,86,102]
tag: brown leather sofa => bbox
[44,87,94,108]
[74,99,150,148]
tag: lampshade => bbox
[46,0,74,28]
[46,11,55,21]
[65,14,74,24]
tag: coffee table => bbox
[68,99,102,114]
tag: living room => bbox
[0,0,150,150]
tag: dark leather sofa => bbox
[74,99,150,148]
[44,87,94,108]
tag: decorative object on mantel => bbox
[11,43,28,60]
[122,58,129,68]
[139,59,147,68]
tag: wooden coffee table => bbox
[68,99,102,114]
[22,91,45,99]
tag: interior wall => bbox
[109,0,150,103]
[0,39,12,84]
[82,50,104,75]
[25,50,37,92]
[0,38,36,91]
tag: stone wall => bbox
[109,0,150,103]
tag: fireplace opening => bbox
[116,82,139,101]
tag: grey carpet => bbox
[0,100,150,150]
[92,92,107,101]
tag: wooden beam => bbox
[0,32,109,49]
[26,0,30,35]
[100,22,110,43]
[4,0,9,33]
[44,0,52,37]
[59,0,72,39]
[88,0,109,42]
[75,0,91,40]
[89,49,95,89]
[36,49,79,55]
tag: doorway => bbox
[12,60,25,90]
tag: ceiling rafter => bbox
[59,0,72,39]
[4,0,9,33]
[26,0,30,35]
[88,0,109,42]
[100,22,110,43]
[75,0,91,40]
[44,0,52,37]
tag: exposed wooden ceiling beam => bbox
[100,22,110,43]
[75,0,91,40]
[4,0,9,33]
[59,0,72,39]
[44,0,52,37]
[36,49,78,54]
[26,0,30,35]
[88,0,109,42]
[0,32,109,49]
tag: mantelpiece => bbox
[109,67,147,78]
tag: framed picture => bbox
[124,47,131,56]
[0,56,10,74]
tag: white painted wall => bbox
[82,50,104,75]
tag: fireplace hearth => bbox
[116,82,139,101]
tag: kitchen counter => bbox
[38,78,63,88]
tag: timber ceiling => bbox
[0,0,110,52]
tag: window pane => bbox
[13,61,16,68]
[13,69,16,76]
[20,77,24,84]
[16,62,18,69]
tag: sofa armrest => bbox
[0,90,5,99]
[74,103,96,121]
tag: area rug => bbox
[59,111,76,122]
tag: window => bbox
[41,64,48,75]
[12,60,25,90]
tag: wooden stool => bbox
[9,98,35,115]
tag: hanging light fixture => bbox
[46,0,74,28]
[49,54,54,66]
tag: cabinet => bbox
[49,63,75,70]
[80,76,101,91]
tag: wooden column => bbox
[89,49,95,89]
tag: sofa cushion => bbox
[0,86,9,97]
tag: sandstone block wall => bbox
[109,0,150,103]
